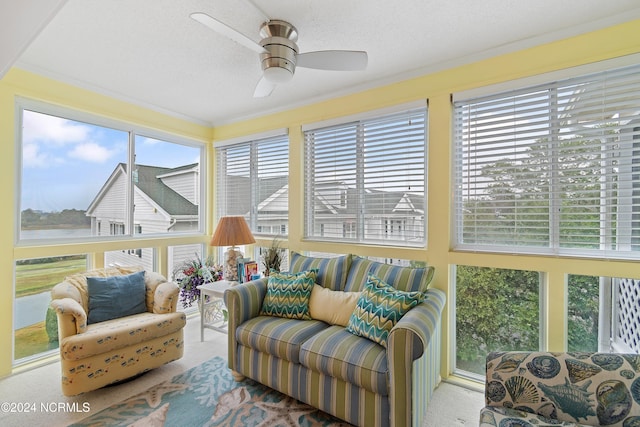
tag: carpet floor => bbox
[0,314,484,426]
[70,356,350,427]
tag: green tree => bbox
[567,275,599,352]
[456,265,539,374]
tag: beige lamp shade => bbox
[210,216,255,247]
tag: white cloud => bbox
[22,143,64,167]
[139,136,160,145]
[22,110,91,145]
[68,142,116,163]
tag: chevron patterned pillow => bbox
[260,269,318,320]
[346,273,425,347]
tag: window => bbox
[303,105,427,246]
[455,265,540,377]
[14,255,88,362]
[19,103,204,244]
[454,64,640,258]
[215,132,289,236]
[568,274,601,353]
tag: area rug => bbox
[70,356,351,427]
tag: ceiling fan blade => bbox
[253,76,276,98]
[296,50,368,71]
[190,12,266,54]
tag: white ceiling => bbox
[5,0,640,126]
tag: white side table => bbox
[197,280,236,341]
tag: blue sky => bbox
[21,110,201,212]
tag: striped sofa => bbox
[224,252,445,427]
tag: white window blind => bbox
[216,134,289,236]
[304,106,427,246]
[454,64,640,258]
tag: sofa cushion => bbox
[300,325,389,396]
[344,256,434,293]
[260,270,317,320]
[309,285,360,327]
[289,252,352,291]
[87,270,147,324]
[59,311,186,361]
[236,316,328,364]
[347,274,425,347]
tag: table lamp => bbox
[210,216,255,281]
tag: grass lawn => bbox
[15,256,86,298]
[14,256,85,360]
[14,321,58,360]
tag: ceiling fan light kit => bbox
[260,21,298,83]
[190,11,367,97]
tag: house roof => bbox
[223,175,289,215]
[86,163,198,217]
[134,164,198,216]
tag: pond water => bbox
[14,291,51,329]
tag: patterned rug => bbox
[71,356,351,427]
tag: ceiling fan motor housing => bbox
[259,20,298,83]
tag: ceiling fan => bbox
[190,11,368,98]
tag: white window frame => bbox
[453,61,640,259]
[215,129,289,237]
[16,98,206,245]
[302,102,428,247]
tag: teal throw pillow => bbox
[346,274,425,347]
[87,270,147,324]
[260,269,317,320]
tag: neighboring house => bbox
[88,162,425,269]
[86,163,200,270]
[219,173,425,243]
[313,183,425,244]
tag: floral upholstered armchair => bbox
[480,351,640,427]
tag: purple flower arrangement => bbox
[173,254,223,308]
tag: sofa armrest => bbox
[50,297,88,338]
[152,281,179,314]
[388,288,445,358]
[224,278,268,372]
[387,287,446,427]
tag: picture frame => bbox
[243,261,258,282]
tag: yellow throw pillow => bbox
[309,285,360,327]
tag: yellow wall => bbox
[1,19,639,379]
[213,19,640,377]
[0,69,212,376]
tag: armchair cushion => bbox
[60,311,186,361]
[87,270,147,324]
[347,274,425,347]
[260,270,317,320]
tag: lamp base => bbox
[223,246,243,281]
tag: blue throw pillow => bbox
[87,270,147,324]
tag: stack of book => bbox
[237,258,259,283]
